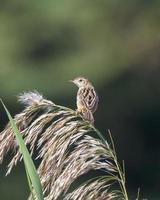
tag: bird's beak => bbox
[69,80,74,83]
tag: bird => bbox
[70,77,99,123]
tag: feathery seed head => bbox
[18,91,43,106]
[0,91,128,200]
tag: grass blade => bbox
[1,100,44,200]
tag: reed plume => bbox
[0,91,128,200]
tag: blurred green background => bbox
[0,0,160,199]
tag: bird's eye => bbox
[79,79,83,82]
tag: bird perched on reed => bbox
[70,77,99,123]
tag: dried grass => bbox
[0,91,128,200]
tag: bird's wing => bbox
[78,87,98,113]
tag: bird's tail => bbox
[83,109,94,124]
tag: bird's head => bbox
[70,77,91,88]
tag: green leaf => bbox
[1,100,44,200]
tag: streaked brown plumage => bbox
[70,77,98,123]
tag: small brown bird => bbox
[70,77,99,123]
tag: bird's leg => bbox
[76,107,94,124]
[76,106,86,115]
